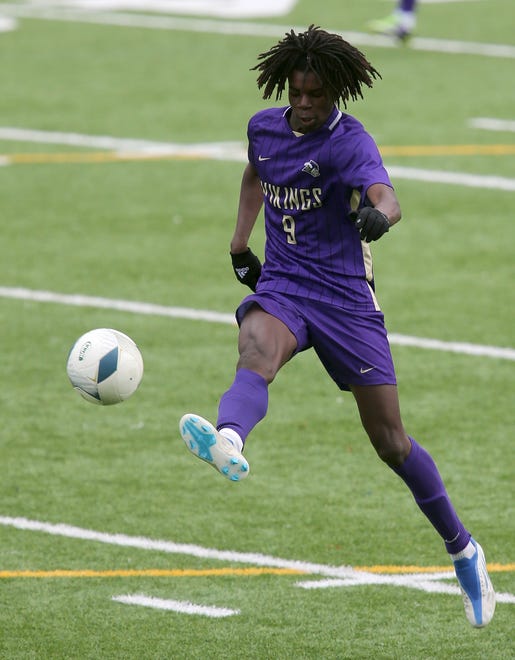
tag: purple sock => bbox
[216,368,268,444]
[399,0,416,11]
[392,438,471,554]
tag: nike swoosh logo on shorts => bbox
[258,155,271,161]
[360,367,375,374]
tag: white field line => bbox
[35,0,298,19]
[112,594,240,617]
[295,577,515,603]
[296,575,459,594]
[469,118,515,133]
[417,0,482,3]
[386,333,515,360]
[0,4,514,59]
[0,126,247,160]
[0,286,236,325]
[1,516,514,603]
[0,515,397,581]
[386,165,515,192]
[1,127,515,192]
[1,286,514,361]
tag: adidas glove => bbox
[230,248,262,292]
[352,207,390,242]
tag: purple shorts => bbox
[236,291,397,391]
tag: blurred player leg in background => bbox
[368,0,417,41]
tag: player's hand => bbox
[230,248,262,291]
[352,207,390,242]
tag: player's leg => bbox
[352,384,471,543]
[351,383,495,626]
[235,304,298,382]
[350,383,410,465]
[368,0,417,40]
[400,0,417,12]
[180,303,298,481]
[217,304,298,440]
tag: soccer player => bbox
[179,26,495,627]
[368,0,418,41]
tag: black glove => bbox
[352,207,390,242]
[231,248,262,291]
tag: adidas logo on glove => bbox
[236,267,250,280]
[231,248,261,292]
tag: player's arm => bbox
[230,162,263,290]
[353,183,402,242]
[231,163,263,253]
[366,182,401,226]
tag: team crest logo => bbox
[302,160,320,177]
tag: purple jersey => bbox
[248,105,392,308]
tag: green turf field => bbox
[0,1,514,658]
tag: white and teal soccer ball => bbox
[67,328,144,405]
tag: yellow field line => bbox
[0,144,514,166]
[379,144,515,156]
[0,563,512,579]
[3,151,203,164]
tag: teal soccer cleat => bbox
[453,539,496,627]
[179,413,250,482]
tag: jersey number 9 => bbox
[282,215,297,244]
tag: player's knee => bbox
[238,332,292,384]
[371,432,410,467]
[237,348,277,384]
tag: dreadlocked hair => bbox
[252,25,381,107]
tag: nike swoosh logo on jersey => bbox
[258,155,271,161]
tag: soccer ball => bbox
[67,328,144,405]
